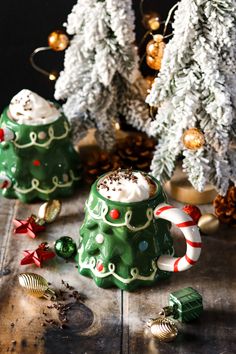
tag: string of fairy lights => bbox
[30,2,177,83]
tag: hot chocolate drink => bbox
[8,89,60,126]
[78,169,202,291]
[97,169,157,203]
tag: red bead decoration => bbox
[96,262,104,272]
[109,209,120,219]
[33,160,41,166]
[182,205,202,224]
[0,128,4,142]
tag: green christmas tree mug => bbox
[0,90,82,203]
[77,171,202,291]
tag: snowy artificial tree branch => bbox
[147,0,236,195]
[55,0,150,150]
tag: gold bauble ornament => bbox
[143,12,161,31]
[146,36,166,71]
[38,200,62,224]
[146,55,162,71]
[18,273,55,298]
[198,213,220,235]
[48,30,69,51]
[147,317,178,342]
[182,128,205,150]
[146,40,161,57]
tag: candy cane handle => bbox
[154,203,202,272]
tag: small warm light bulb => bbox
[115,122,121,130]
[48,30,69,51]
[49,72,58,81]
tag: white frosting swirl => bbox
[8,89,60,126]
[98,171,155,203]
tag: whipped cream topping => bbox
[97,170,156,203]
[8,89,60,126]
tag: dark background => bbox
[0,0,177,111]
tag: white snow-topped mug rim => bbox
[6,101,62,127]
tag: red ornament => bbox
[96,262,104,272]
[13,215,46,239]
[20,242,55,267]
[109,209,120,219]
[33,160,41,166]
[182,205,202,224]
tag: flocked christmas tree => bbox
[146,0,236,195]
[55,0,150,150]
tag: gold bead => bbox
[48,30,69,51]
[198,213,220,235]
[143,13,161,31]
[182,128,205,150]
[38,200,62,224]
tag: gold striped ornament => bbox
[147,317,178,342]
[37,200,62,224]
[18,273,55,299]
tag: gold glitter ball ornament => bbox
[48,30,69,51]
[146,55,162,71]
[146,40,162,58]
[143,12,161,31]
[198,213,220,235]
[147,317,178,342]
[182,128,205,150]
[38,200,62,224]
[146,36,166,71]
[18,273,55,298]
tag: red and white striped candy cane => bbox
[0,127,15,142]
[154,203,202,272]
[0,175,12,189]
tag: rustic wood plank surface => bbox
[0,188,122,354]
[123,205,236,354]
[0,191,235,354]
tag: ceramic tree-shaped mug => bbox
[0,89,82,203]
[77,170,202,291]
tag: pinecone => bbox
[85,151,121,185]
[116,133,156,171]
[214,186,236,225]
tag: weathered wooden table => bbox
[0,189,235,354]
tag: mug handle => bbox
[154,203,202,272]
